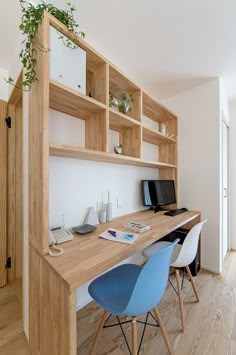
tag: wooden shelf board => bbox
[49,80,106,120]
[143,91,177,123]
[142,125,176,146]
[49,144,176,169]
[109,109,141,131]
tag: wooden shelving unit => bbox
[29,10,179,254]
[28,11,179,355]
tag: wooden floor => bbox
[1,252,236,354]
[0,279,30,355]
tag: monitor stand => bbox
[150,206,165,213]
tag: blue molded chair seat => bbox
[88,240,179,355]
[89,264,142,315]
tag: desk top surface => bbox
[44,209,200,290]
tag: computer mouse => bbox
[181,207,188,211]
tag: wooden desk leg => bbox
[29,246,77,355]
[132,317,137,355]
[175,269,185,332]
[153,307,173,355]
[186,265,200,302]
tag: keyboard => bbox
[164,208,188,217]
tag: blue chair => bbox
[88,239,179,355]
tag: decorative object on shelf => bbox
[99,194,106,223]
[114,144,123,155]
[106,203,112,221]
[109,91,133,115]
[106,190,112,222]
[109,92,120,110]
[84,207,99,226]
[5,0,85,91]
[99,210,106,223]
[161,123,167,135]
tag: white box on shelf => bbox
[49,26,86,94]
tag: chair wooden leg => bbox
[153,307,173,355]
[90,310,109,355]
[186,265,199,302]
[176,269,185,332]
[132,317,137,355]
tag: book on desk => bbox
[99,229,138,245]
[123,221,150,233]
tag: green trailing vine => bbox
[6,0,85,91]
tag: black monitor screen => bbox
[141,180,176,207]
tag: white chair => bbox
[142,219,207,331]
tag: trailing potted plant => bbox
[6,0,85,91]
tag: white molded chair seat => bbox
[143,220,207,269]
[142,219,207,332]
[143,241,182,265]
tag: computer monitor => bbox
[141,180,176,212]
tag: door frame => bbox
[7,77,24,282]
[0,100,7,287]
[221,115,229,262]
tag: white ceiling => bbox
[1,0,236,100]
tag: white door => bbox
[222,120,229,260]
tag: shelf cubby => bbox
[48,13,108,105]
[109,65,141,121]
[49,80,106,119]
[109,108,141,158]
[49,80,108,152]
[143,92,177,139]
[142,125,176,146]
[86,58,107,105]
[109,109,141,129]
[143,91,177,123]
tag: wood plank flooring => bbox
[1,252,236,354]
[77,252,236,355]
[0,279,30,355]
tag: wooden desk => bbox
[29,209,200,355]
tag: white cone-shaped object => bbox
[84,207,99,225]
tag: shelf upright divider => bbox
[29,11,77,355]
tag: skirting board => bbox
[201,266,220,275]
[76,296,92,311]
[24,326,29,341]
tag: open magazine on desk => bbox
[99,229,138,245]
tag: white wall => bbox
[164,79,221,273]
[229,101,236,250]
[0,67,9,101]
[49,157,157,227]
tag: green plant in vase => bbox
[5,0,85,91]
[109,91,133,115]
